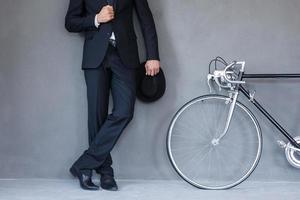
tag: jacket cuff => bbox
[146,51,160,61]
[84,14,98,30]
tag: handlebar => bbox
[207,61,246,92]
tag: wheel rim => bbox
[167,95,262,189]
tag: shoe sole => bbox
[101,187,118,191]
[101,185,118,191]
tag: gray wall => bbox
[1,0,300,181]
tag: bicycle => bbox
[166,57,300,190]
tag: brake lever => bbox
[214,77,222,91]
[207,74,213,93]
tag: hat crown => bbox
[141,77,158,97]
[136,62,166,102]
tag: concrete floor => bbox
[0,179,299,200]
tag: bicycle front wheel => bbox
[167,94,262,189]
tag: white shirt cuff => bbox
[94,15,100,28]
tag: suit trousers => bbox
[72,43,137,175]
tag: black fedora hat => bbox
[136,62,166,102]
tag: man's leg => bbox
[96,154,114,176]
[83,63,111,176]
[72,45,136,173]
[69,60,114,190]
[84,65,114,177]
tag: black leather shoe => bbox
[69,166,99,190]
[100,175,118,191]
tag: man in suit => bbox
[65,0,160,191]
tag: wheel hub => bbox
[211,138,219,146]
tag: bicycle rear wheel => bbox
[167,94,262,189]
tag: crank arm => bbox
[277,140,300,152]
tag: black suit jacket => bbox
[65,0,160,69]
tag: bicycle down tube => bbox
[240,73,300,149]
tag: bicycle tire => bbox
[166,94,262,189]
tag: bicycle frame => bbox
[239,73,300,149]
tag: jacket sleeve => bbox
[65,0,98,32]
[133,0,160,61]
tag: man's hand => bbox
[145,60,160,76]
[96,5,114,23]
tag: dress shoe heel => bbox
[69,166,77,178]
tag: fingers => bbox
[145,64,152,76]
[150,68,155,76]
[103,15,114,22]
[108,12,114,18]
[106,6,114,14]
[105,6,114,18]
[99,5,114,22]
[154,67,160,75]
[108,13,114,20]
[145,64,150,76]
[104,5,114,11]
[145,65,160,76]
[152,67,157,76]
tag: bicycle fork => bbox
[211,90,239,146]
